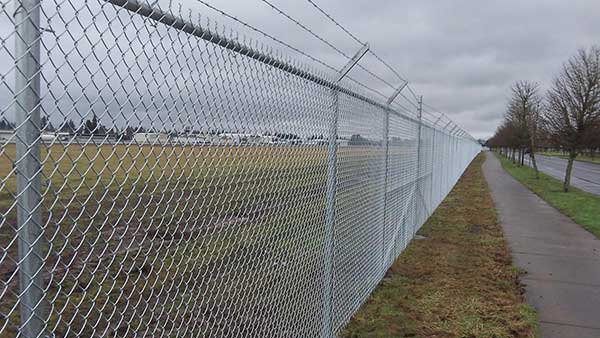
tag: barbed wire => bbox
[257,0,398,90]
[303,0,407,83]
[194,0,391,102]
[299,0,465,132]
[405,84,421,103]
[422,102,449,120]
[258,0,353,62]
[194,0,339,73]
[305,0,363,45]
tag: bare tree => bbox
[487,120,517,157]
[507,81,543,177]
[544,46,600,191]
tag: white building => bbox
[40,132,58,143]
[307,139,327,146]
[337,139,349,147]
[73,134,117,145]
[218,133,252,145]
[0,130,15,143]
[259,135,282,145]
[0,130,74,144]
[55,132,72,142]
[173,134,206,145]
[133,132,169,144]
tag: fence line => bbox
[0,1,480,337]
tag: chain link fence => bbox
[0,1,480,337]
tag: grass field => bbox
[539,151,600,164]
[341,153,538,338]
[1,141,423,337]
[0,142,333,337]
[497,152,600,238]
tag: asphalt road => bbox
[525,154,600,196]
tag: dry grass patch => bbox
[341,153,538,338]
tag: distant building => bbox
[133,132,169,144]
[55,132,72,142]
[218,133,251,145]
[40,132,74,143]
[0,130,15,143]
[173,134,207,145]
[255,135,279,145]
[40,131,59,143]
[337,139,349,147]
[307,139,327,146]
[72,134,117,145]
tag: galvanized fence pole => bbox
[380,82,407,271]
[322,89,339,338]
[380,108,389,271]
[14,1,45,337]
[429,119,439,213]
[413,96,423,236]
[322,43,369,338]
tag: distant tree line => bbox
[0,118,15,130]
[487,46,600,192]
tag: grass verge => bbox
[341,153,538,338]
[539,151,600,164]
[497,153,600,238]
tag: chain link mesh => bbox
[0,1,480,337]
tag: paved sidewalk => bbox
[483,153,600,338]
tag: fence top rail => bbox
[104,0,473,135]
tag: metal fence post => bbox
[380,108,389,271]
[380,82,407,271]
[322,88,339,338]
[429,127,437,212]
[14,1,45,337]
[322,43,369,338]
[413,96,423,235]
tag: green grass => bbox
[341,154,538,338]
[540,151,600,164]
[496,152,600,238]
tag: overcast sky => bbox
[151,0,600,139]
[1,1,598,139]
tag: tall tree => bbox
[41,116,55,132]
[60,119,77,133]
[85,114,99,135]
[544,46,600,191]
[507,81,543,177]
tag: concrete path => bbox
[525,154,600,196]
[483,152,600,338]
